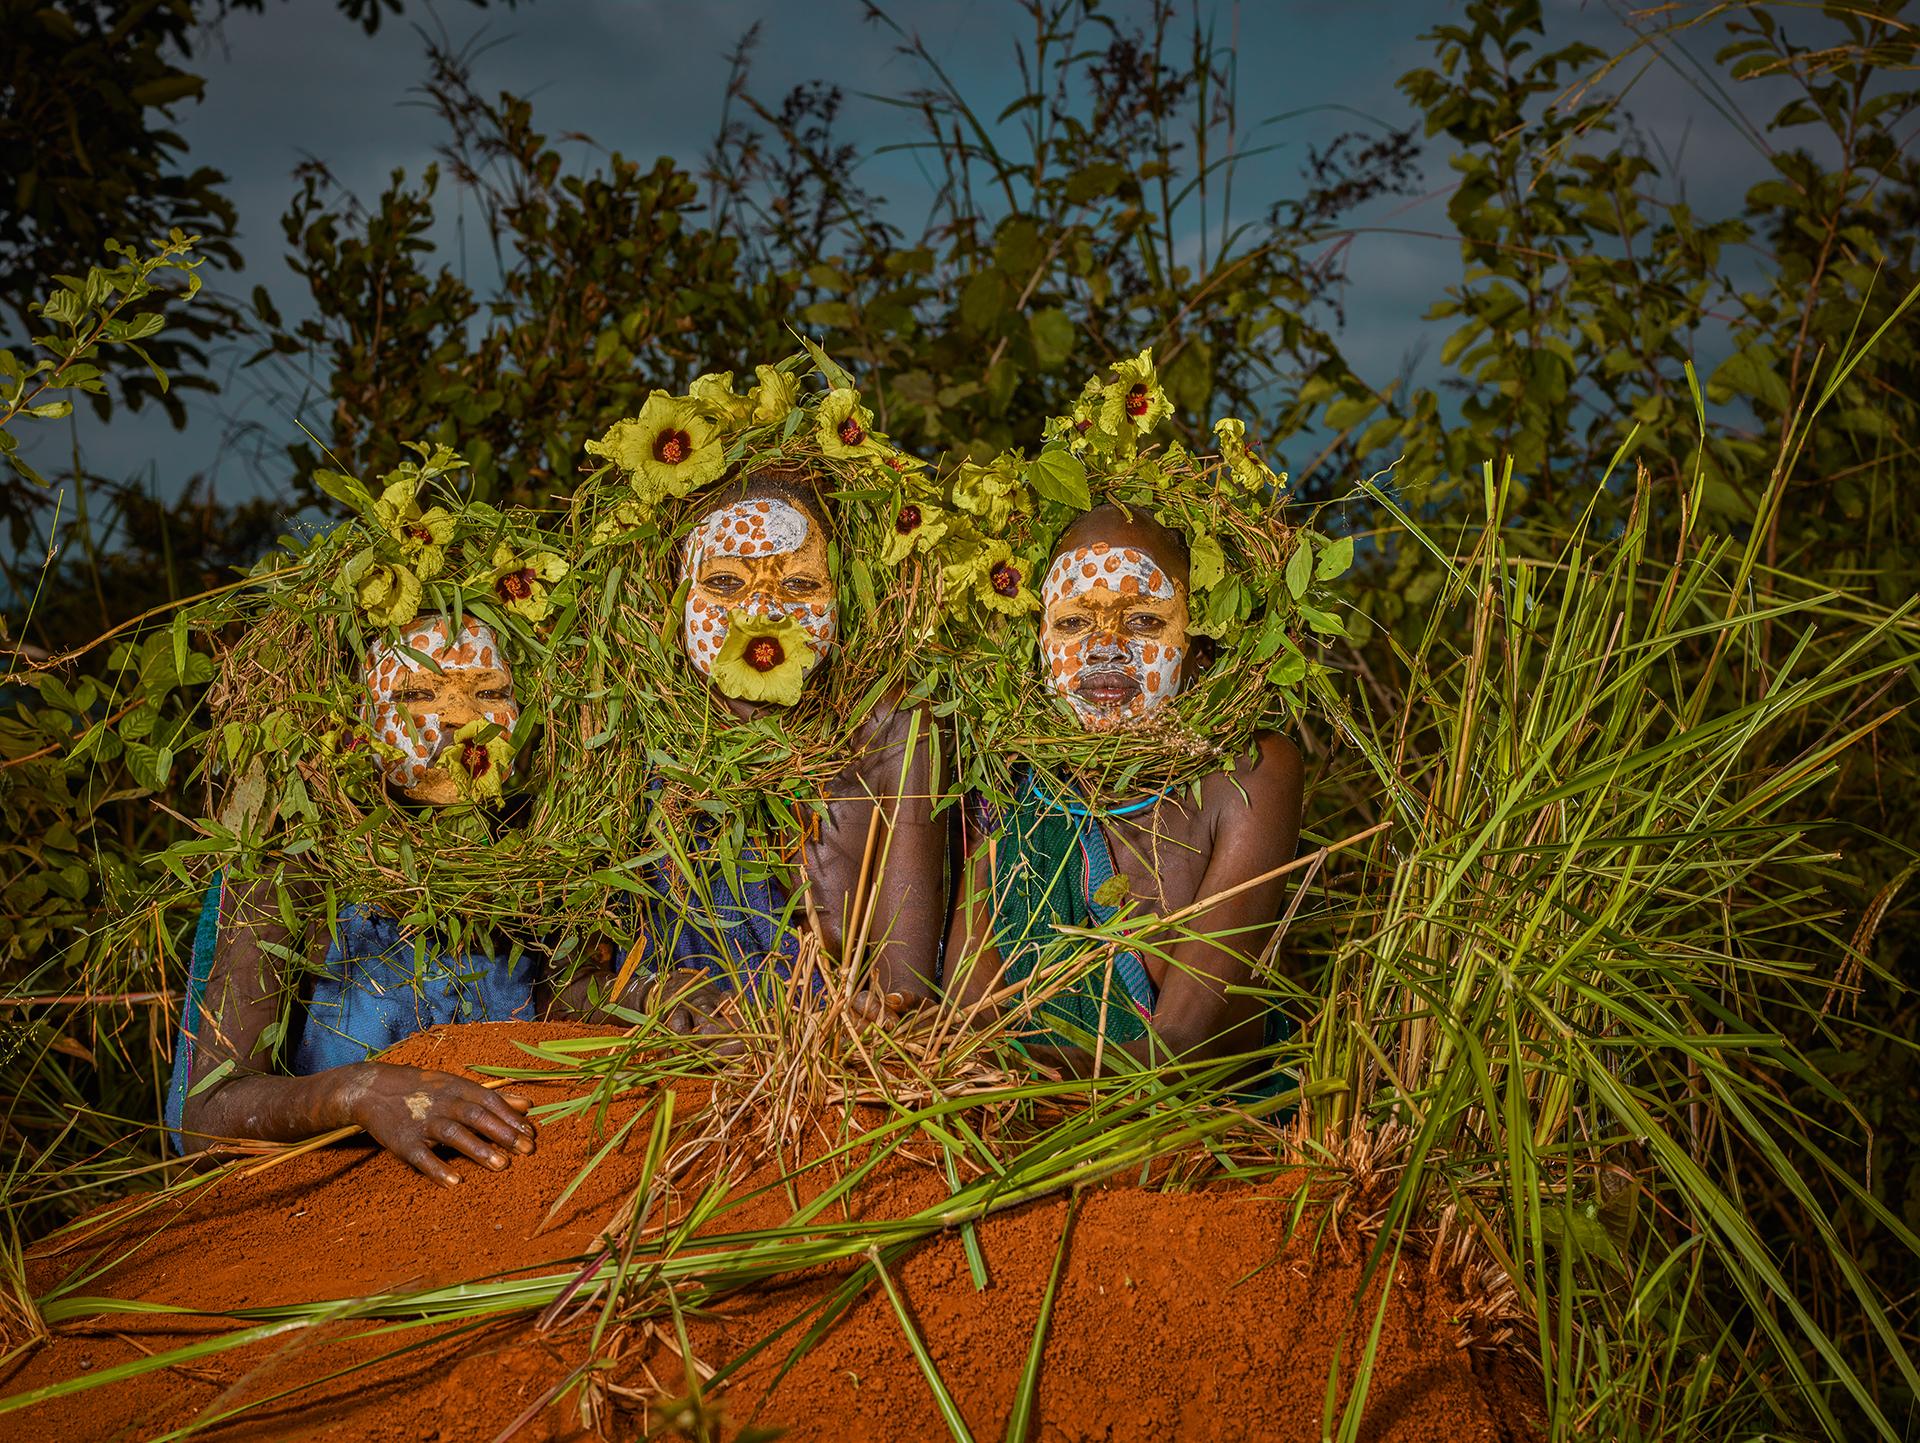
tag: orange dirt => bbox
[2,1022,1540,1442]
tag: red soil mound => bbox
[2,1022,1538,1443]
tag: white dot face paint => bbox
[361,616,519,803]
[1040,542,1189,730]
[680,496,837,682]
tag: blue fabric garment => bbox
[163,875,536,1151]
[636,824,807,993]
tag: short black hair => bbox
[1050,503,1191,590]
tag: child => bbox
[945,506,1304,1074]
[169,615,548,1185]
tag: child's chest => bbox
[1099,802,1214,917]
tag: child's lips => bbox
[1076,668,1141,706]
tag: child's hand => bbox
[649,968,741,1052]
[850,987,933,1028]
[338,1062,536,1187]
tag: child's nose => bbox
[436,692,483,727]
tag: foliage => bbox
[1303,457,1919,1437]
[0,0,512,541]
[570,348,947,858]
[255,6,1421,506]
[2,0,1919,1437]
[1,235,210,968]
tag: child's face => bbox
[362,617,519,804]
[680,494,837,682]
[1040,536,1189,730]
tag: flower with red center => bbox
[817,387,883,459]
[654,429,692,465]
[585,391,727,507]
[1097,349,1171,440]
[744,634,784,672]
[373,478,453,579]
[710,611,815,706]
[488,544,569,622]
[950,537,1039,616]
[445,720,514,802]
[881,497,948,566]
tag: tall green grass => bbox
[5,453,1918,1440]
[1298,450,1919,1438]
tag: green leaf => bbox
[1025,448,1090,510]
[130,74,207,108]
[1295,601,1344,637]
[1028,308,1074,369]
[1065,161,1127,202]
[1285,539,1313,599]
[1315,534,1354,581]
[314,471,375,517]
[1265,648,1308,687]
[1189,532,1225,592]
[186,1058,235,1097]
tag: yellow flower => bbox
[688,371,753,427]
[881,497,950,566]
[816,387,883,459]
[943,534,1034,615]
[341,552,423,629]
[489,544,569,623]
[951,456,1027,531]
[975,544,1040,616]
[589,499,645,546]
[585,391,728,508]
[445,719,514,803]
[1097,349,1172,443]
[372,478,454,580]
[709,611,814,707]
[1213,417,1284,496]
[747,364,799,425]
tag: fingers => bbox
[427,1116,511,1172]
[398,1139,464,1189]
[453,1098,535,1156]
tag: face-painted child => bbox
[1040,512,1191,730]
[680,486,837,695]
[362,615,519,804]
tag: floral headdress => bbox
[570,346,947,839]
[173,444,633,966]
[920,349,1352,804]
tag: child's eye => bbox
[476,689,513,701]
[392,689,434,704]
[704,573,745,595]
[783,577,820,595]
[1052,616,1089,633]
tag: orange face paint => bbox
[680,497,836,682]
[361,616,518,804]
[1040,543,1189,729]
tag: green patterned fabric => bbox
[988,779,1156,1050]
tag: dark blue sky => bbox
[17,0,1790,541]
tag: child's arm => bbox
[179,874,537,1186]
[827,700,948,1012]
[1031,732,1304,1076]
